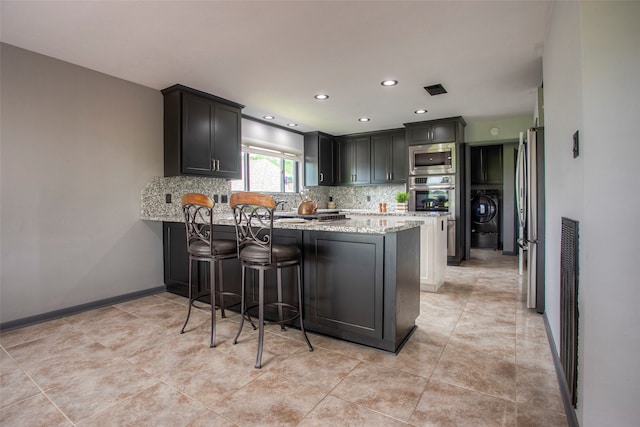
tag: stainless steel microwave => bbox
[409,143,456,175]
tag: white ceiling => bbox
[0,0,552,136]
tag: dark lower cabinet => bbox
[304,232,384,340]
[303,229,420,352]
[163,222,300,319]
[163,222,195,298]
[163,223,420,352]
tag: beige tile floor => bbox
[0,249,567,426]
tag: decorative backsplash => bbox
[140,176,408,220]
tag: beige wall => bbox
[0,43,164,324]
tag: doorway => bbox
[464,141,519,260]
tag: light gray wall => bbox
[0,43,164,324]
[544,2,640,425]
[242,118,304,154]
[465,115,533,144]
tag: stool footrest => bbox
[242,302,301,326]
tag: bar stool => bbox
[230,192,313,368]
[181,193,238,347]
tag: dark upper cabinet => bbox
[405,118,462,145]
[471,145,503,184]
[304,132,335,186]
[162,84,243,179]
[338,136,370,185]
[371,130,407,184]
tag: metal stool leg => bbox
[277,269,285,330]
[180,256,194,334]
[256,269,265,369]
[217,260,226,318]
[297,264,313,351]
[210,260,217,348]
[234,265,251,344]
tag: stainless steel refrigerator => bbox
[516,127,545,313]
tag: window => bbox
[230,145,300,193]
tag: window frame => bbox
[232,145,300,194]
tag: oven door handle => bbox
[410,185,455,190]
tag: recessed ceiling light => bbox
[381,79,398,87]
[263,115,275,120]
[314,94,329,100]
[358,117,370,122]
[414,109,428,114]
[287,123,298,127]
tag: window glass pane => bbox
[283,158,297,193]
[231,151,299,193]
[248,153,281,193]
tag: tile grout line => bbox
[1,346,76,426]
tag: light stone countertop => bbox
[142,211,427,234]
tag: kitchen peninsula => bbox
[143,208,423,353]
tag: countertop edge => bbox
[141,214,426,234]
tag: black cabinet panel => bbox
[406,120,457,145]
[471,145,503,184]
[182,94,214,175]
[337,138,354,185]
[371,134,389,183]
[432,122,457,143]
[304,233,384,338]
[337,136,370,185]
[163,222,195,297]
[303,229,420,352]
[391,132,407,181]
[162,84,243,179]
[213,103,242,178]
[304,132,335,186]
[371,131,406,184]
[309,128,405,187]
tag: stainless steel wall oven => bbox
[409,175,456,257]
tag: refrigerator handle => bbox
[515,136,527,228]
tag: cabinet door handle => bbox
[210,159,215,171]
[216,159,220,171]
[320,172,324,182]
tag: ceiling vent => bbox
[424,84,447,96]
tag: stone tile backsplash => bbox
[140,176,408,220]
